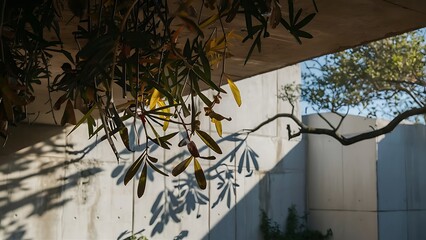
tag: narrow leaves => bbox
[172,156,193,176]
[124,155,144,185]
[137,164,148,198]
[196,130,222,154]
[194,159,206,189]
[227,78,242,107]
[212,118,223,137]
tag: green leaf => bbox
[147,161,168,176]
[199,14,219,29]
[146,103,179,114]
[160,131,179,141]
[194,159,207,189]
[184,39,192,59]
[288,0,295,26]
[178,95,191,117]
[149,131,179,149]
[295,13,316,29]
[172,156,193,176]
[191,77,213,106]
[295,30,313,39]
[244,30,262,65]
[89,112,132,139]
[68,105,96,136]
[192,67,223,93]
[280,18,291,31]
[294,9,303,25]
[196,130,222,154]
[147,155,158,163]
[87,115,96,136]
[145,80,174,103]
[198,45,211,79]
[137,164,148,198]
[119,126,132,152]
[312,0,319,12]
[124,154,144,185]
[199,156,216,160]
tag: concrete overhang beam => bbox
[29,0,426,124]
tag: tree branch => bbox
[243,106,426,145]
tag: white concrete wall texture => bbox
[304,114,426,240]
[1,64,426,240]
[0,65,306,240]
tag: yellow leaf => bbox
[149,89,160,110]
[199,13,219,29]
[227,78,242,107]
[163,120,170,131]
[158,100,170,131]
[212,118,222,137]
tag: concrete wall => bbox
[0,65,306,240]
[304,114,379,240]
[377,122,426,240]
[2,65,426,240]
[305,114,426,240]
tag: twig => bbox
[243,106,426,145]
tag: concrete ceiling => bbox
[28,0,426,124]
[225,0,426,80]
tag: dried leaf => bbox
[194,159,207,189]
[60,100,76,126]
[53,94,68,110]
[187,141,200,157]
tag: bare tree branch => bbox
[243,106,426,145]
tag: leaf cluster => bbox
[0,0,317,196]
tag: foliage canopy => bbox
[0,0,317,196]
[255,30,426,146]
[303,30,426,121]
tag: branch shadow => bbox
[0,124,102,240]
[111,132,261,238]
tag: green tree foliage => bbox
[303,30,426,121]
[245,30,426,145]
[0,0,317,196]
